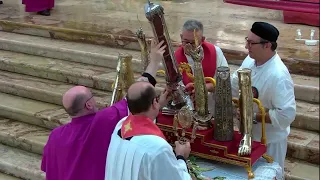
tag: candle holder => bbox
[295,29,319,46]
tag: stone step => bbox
[291,101,319,132]
[0,144,44,180]
[287,128,319,164]
[0,50,116,91]
[0,92,65,129]
[0,172,22,180]
[0,5,318,77]
[0,117,317,180]
[0,37,318,103]
[0,70,318,132]
[0,88,114,129]
[0,71,112,108]
[0,118,49,155]
[0,31,143,72]
[285,158,319,180]
[0,50,166,94]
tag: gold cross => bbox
[124,120,132,134]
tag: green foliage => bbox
[188,156,226,180]
[213,177,226,180]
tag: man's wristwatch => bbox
[253,113,258,124]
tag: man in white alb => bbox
[105,81,192,180]
[231,22,296,174]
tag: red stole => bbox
[175,41,217,85]
[121,115,166,140]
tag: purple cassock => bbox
[41,99,128,180]
[22,0,54,12]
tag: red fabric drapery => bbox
[224,0,319,14]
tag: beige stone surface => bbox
[287,128,319,164]
[306,135,319,164]
[0,70,111,107]
[296,100,320,115]
[285,158,320,180]
[291,113,319,132]
[0,92,62,129]
[0,31,142,70]
[0,50,115,91]
[0,92,59,115]
[0,172,21,180]
[0,50,109,76]
[0,118,49,155]
[34,108,71,127]
[294,85,319,103]
[0,0,318,63]
[0,144,44,180]
[292,100,319,132]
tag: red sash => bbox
[175,41,217,85]
[121,115,166,140]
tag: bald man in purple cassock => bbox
[41,40,166,180]
[22,0,54,16]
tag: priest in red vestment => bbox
[22,0,54,16]
[175,19,228,94]
[175,20,228,113]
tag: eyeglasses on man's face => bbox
[84,94,94,108]
[182,40,197,46]
[245,37,269,48]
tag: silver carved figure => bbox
[173,106,198,144]
[144,1,194,115]
[184,43,213,129]
[214,66,234,141]
[136,27,150,73]
[237,68,253,156]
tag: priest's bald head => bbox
[62,86,98,117]
[126,82,160,120]
[246,22,279,62]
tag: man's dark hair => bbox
[260,38,277,51]
[64,94,87,116]
[127,86,156,115]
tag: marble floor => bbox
[0,0,318,62]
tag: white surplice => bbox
[104,116,191,180]
[231,53,296,173]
